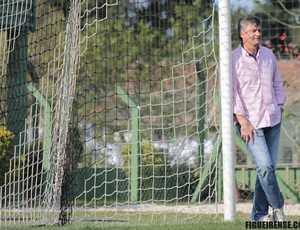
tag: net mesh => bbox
[0,0,220,226]
[0,0,299,227]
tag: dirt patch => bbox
[95,203,300,216]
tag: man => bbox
[232,15,286,221]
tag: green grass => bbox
[2,213,300,230]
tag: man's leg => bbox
[264,123,285,220]
[247,126,284,220]
[251,176,269,220]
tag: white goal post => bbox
[218,0,236,221]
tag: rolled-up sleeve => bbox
[272,57,286,106]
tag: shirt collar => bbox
[239,43,260,58]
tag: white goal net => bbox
[0,0,221,227]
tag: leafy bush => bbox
[120,142,164,199]
[0,127,14,185]
[120,142,199,201]
[120,142,164,177]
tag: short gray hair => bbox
[237,15,261,41]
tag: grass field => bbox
[1,213,300,230]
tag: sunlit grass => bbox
[1,212,300,230]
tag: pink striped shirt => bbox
[232,44,286,129]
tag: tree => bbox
[74,0,215,139]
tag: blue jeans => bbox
[237,122,284,221]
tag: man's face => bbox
[240,24,261,47]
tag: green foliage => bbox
[77,1,211,86]
[28,1,67,95]
[0,127,14,185]
[120,142,198,200]
[120,142,163,177]
[120,142,164,199]
[72,1,216,142]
